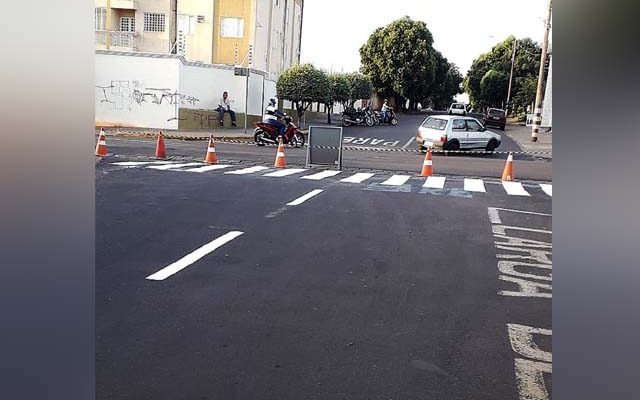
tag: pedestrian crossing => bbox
[109,161,552,198]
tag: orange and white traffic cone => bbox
[95,128,108,157]
[204,135,218,164]
[501,152,514,181]
[155,131,167,160]
[420,147,433,177]
[274,137,286,168]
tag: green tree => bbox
[464,36,541,113]
[345,72,373,108]
[276,63,330,124]
[480,70,509,108]
[424,50,463,110]
[324,73,351,124]
[359,16,436,111]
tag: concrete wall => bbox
[95,51,276,130]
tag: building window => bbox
[197,15,206,23]
[120,16,135,32]
[95,8,107,31]
[220,17,244,38]
[177,14,195,34]
[144,13,166,32]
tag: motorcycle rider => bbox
[263,98,286,142]
[380,99,391,123]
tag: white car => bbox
[448,103,468,115]
[416,115,502,151]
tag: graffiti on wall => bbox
[96,80,199,121]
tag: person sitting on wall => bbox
[217,91,237,127]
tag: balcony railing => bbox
[95,30,137,50]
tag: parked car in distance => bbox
[416,115,502,152]
[448,103,467,115]
[483,108,506,130]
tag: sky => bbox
[299,0,548,77]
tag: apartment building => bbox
[95,0,304,78]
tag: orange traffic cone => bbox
[204,135,218,164]
[155,131,167,160]
[501,152,514,181]
[274,137,286,168]
[420,147,433,177]
[95,128,108,157]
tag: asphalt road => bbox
[104,131,552,182]
[96,159,552,400]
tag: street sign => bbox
[306,126,343,169]
[234,67,248,76]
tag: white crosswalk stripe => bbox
[464,178,486,193]
[224,166,270,175]
[380,175,411,186]
[540,184,552,197]
[112,161,174,166]
[502,181,531,196]
[423,176,446,189]
[340,173,375,183]
[147,162,205,170]
[263,168,308,177]
[301,170,342,180]
[184,165,232,173]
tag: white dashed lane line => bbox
[224,166,271,175]
[263,168,308,177]
[147,162,204,170]
[539,184,552,197]
[301,170,342,180]
[185,165,232,173]
[145,231,244,281]
[286,189,324,206]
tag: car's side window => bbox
[466,120,483,131]
[452,119,466,130]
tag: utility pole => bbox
[105,0,111,50]
[506,38,517,114]
[531,0,552,142]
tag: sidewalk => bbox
[504,121,552,159]
[95,118,337,140]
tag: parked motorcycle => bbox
[254,115,305,148]
[341,107,374,127]
[374,107,399,126]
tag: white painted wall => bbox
[95,52,181,129]
[95,51,278,129]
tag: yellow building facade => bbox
[95,0,303,78]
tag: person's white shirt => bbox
[381,102,390,112]
[219,96,233,109]
[264,104,278,121]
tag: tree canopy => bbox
[464,36,541,114]
[359,16,461,111]
[345,72,373,108]
[323,73,351,123]
[276,63,330,122]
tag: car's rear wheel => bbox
[445,140,460,152]
[486,139,497,152]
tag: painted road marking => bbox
[111,161,174,166]
[502,181,531,196]
[263,168,308,177]
[401,136,416,150]
[224,166,270,175]
[301,170,342,180]
[423,176,446,189]
[286,189,324,206]
[147,162,204,170]
[184,165,232,173]
[340,173,375,183]
[508,324,553,400]
[380,175,411,186]
[539,184,552,197]
[464,178,486,192]
[488,207,552,224]
[145,231,244,281]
